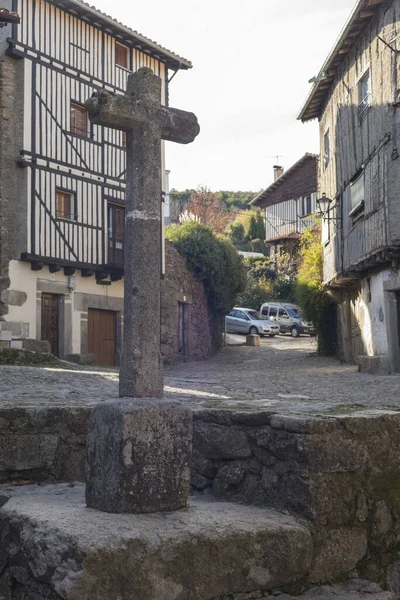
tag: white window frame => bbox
[323,130,330,169]
[357,67,372,119]
[349,172,365,216]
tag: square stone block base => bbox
[86,398,193,513]
[246,334,260,346]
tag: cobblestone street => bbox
[1,336,400,414]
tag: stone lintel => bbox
[85,399,193,513]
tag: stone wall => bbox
[2,405,400,588]
[0,55,27,321]
[161,240,214,364]
[191,410,400,586]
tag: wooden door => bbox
[41,293,59,356]
[88,309,116,366]
[178,302,189,360]
[108,204,124,266]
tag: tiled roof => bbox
[54,0,192,69]
[266,232,301,243]
[298,0,384,122]
[250,154,318,208]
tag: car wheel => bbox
[268,334,276,338]
[290,326,300,338]
[249,326,258,335]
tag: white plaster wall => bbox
[6,260,123,353]
[6,261,37,337]
[358,270,389,356]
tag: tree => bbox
[185,186,231,235]
[295,225,337,355]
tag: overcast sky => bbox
[94,0,355,192]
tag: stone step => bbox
[0,483,312,600]
[265,579,395,599]
[214,579,395,599]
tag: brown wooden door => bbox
[41,293,59,356]
[108,204,124,266]
[88,309,116,366]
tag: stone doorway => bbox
[41,293,59,356]
[88,308,116,366]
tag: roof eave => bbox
[298,0,384,122]
[54,0,192,70]
[250,153,318,208]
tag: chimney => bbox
[273,165,284,181]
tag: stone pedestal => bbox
[246,334,260,346]
[86,399,192,513]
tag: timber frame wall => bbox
[318,0,400,286]
[3,0,176,280]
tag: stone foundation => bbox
[1,406,400,591]
[191,410,400,584]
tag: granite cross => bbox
[86,67,199,398]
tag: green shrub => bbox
[235,275,269,310]
[166,222,246,349]
[226,221,246,244]
[295,226,337,355]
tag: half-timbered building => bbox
[250,154,318,263]
[0,0,207,365]
[299,0,400,373]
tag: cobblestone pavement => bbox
[1,336,400,414]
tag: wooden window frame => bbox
[70,102,88,138]
[56,189,76,221]
[108,203,125,265]
[115,42,129,69]
[357,67,372,120]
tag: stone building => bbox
[250,154,317,263]
[299,0,400,372]
[0,0,213,365]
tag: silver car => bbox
[226,307,280,337]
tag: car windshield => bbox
[246,310,263,321]
[287,309,301,318]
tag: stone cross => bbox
[86,67,199,398]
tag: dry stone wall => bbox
[2,405,400,590]
[161,240,214,364]
[191,410,400,587]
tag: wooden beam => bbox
[31,262,43,271]
[81,269,95,278]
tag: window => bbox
[115,42,128,68]
[358,69,371,119]
[108,204,124,264]
[71,103,88,137]
[323,131,330,169]
[269,307,277,318]
[350,172,365,215]
[236,311,248,320]
[300,195,312,217]
[56,190,75,220]
[278,308,288,318]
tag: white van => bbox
[259,302,316,338]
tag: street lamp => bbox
[316,193,341,227]
[316,193,332,216]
